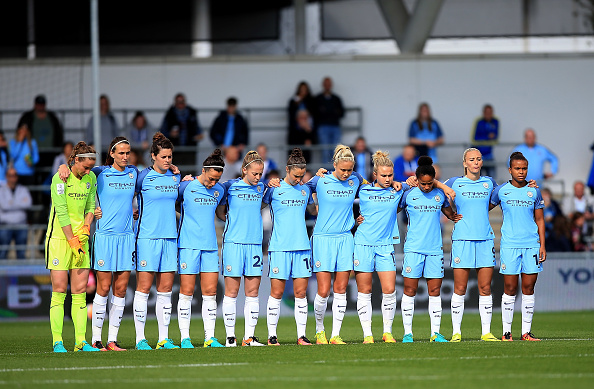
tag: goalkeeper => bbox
[46,141,98,353]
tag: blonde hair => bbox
[372,150,393,173]
[241,150,264,177]
[332,144,354,164]
[462,147,481,175]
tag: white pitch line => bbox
[0,362,248,373]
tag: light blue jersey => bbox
[177,179,226,251]
[305,172,366,236]
[400,187,447,255]
[263,180,313,251]
[220,178,266,244]
[490,182,544,249]
[354,182,409,246]
[444,175,496,241]
[92,165,138,235]
[135,167,180,239]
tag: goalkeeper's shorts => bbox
[45,237,90,270]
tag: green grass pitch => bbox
[1,311,593,388]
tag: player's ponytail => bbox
[332,144,354,164]
[509,151,528,166]
[105,136,130,166]
[372,150,393,173]
[415,155,435,179]
[202,148,225,173]
[241,150,264,177]
[68,141,96,167]
[150,132,173,162]
[462,147,481,176]
[287,147,307,170]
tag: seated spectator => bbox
[588,141,594,194]
[0,131,8,185]
[219,145,242,183]
[570,212,588,252]
[565,180,594,239]
[293,109,315,162]
[128,149,146,171]
[9,124,39,186]
[352,136,373,182]
[86,95,120,154]
[408,102,444,162]
[17,94,64,149]
[546,215,572,252]
[541,187,563,238]
[210,97,249,153]
[471,104,499,179]
[0,168,33,259]
[256,143,278,180]
[51,141,74,175]
[126,111,153,165]
[393,144,418,183]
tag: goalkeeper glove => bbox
[68,236,86,267]
[78,225,91,245]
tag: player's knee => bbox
[403,286,417,296]
[270,290,283,299]
[381,286,395,295]
[521,284,535,295]
[478,284,491,296]
[454,284,467,295]
[504,283,517,296]
[427,287,441,297]
[180,285,195,296]
[357,285,372,294]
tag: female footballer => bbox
[133,133,181,350]
[399,156,459,343]
[263,148,318,346]
[47,142,99,352]
[176,149,227,348]
[219,150,267,347]
[490,152,546,341]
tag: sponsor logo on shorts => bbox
[214,191,219,198]
[348,179,354,186]
[226,265,232,272]
[301,190,306,196]
[434,195,441,202]
[454,257,461,264]
[483,183,489,189]
[56,184,65,195]
[180,262,187,270]
[405,266,412,273]
[353,260,360,266]
[98,259,105,267]
[86,182,91,189]
[527,191,533,198]
[315,261,321,268]
[272,267,279,274]
[501,264,506,270]
[140,260,147,267]
[52,258,59,266]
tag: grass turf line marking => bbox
[0,362,248,373]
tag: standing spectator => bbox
[471,104,499,178]
[393,144,418,183]
[315,77,345,164]
[209,97,249,153]
[219,145,242,183]
[85,94,119,153]
[126,111,154,165]
[0,168,33,259]
[288,81,316,158]
[352,136,373,181]
[588,141,594,195]
[17,94,64,148]
[9,124,39,186]
[512,128,558,183]
[408,103,444,162]
[51,142,74,175]
[160,93,203,146]
[256,143,278,180]
[0,131,9,185]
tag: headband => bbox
[244,158,263,168]
[203,165,224,169]
[76,153,97,158]
[287,163,306,167]
[111,139,130,150]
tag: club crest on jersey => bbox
[527,191,533,198]
[354,259,360,266]
[129,173,134,179]
[172,176,177,182]
[272,267,279,274]
[405,266,412,273]
[483,183,489,189]
[214,191,220,198]
[315,261,321,268]
[434,195,441,202]
[348,179,354,186]
[86,182,91,189]
[226,265,232,272]
[454,257,461,264]
[180,262,187,270]
[501,264,506,271]
[140,260,147,267]
[301,190,306,196]
[257,185,262,192]
[98,259,105,267]
[52,258,59,266]
[390,188,396,193]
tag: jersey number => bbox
[253,255,262,267]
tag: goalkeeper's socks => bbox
[50,292,66,344]
[71,293,88,345]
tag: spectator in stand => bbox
[17,94,64,149]
[393,144,418,183]
[0,168,33,259]
[51,142,74,175]
[160,93,203,147]
[128,149,146,171]
[219,145,242,183]
[210,97,249,154]
[9,124,39,186]
[352,136,373,182]
[512,128,558,184]
[588,141,594,194]
[85,95,120,152]
[545,215,572,252]
[288,81,317,160]
[0,131,9,185]
[471,104,499,178]
[408,103,444,162]
[570,212,588,252]
[565,181,594,238]
[541,188,563,238]
[256,143,278,180]
[127,111,153,165]
[315,77,345,164]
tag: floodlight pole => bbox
[91,0,101,156]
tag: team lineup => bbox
[45,132,546,352]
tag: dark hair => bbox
[68,141,96,166]
[132,110,145,122]
[415,156,435,179]
[287,148,307,170]
[151,132,173,160]
[483,104,493,111]
[227,97,238,106]
[105,136,130,166]
[294,81,311,96]
[509,151,528,166]
[203,148,225,173]
[415,102,434,132]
